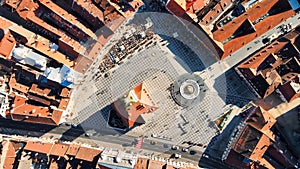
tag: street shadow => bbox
[0,118,56,137]
[159,35,206,72]
[213,69,256,108]
[199,115,244,168]
[275,106,300,157]
[59,104,127,142]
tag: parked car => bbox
[182,148,188,152]
[190,150,197,155]
[174,153,181,159]
[85,133,91,137]
[171,145,179,150]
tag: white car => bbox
[171,145,179,150]
[174,153,181,159]
[182,148,189,152]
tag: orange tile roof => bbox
[221,11,294,58]
[66,144,80,156]
[84,41,103,60]
[1,157,15,169]
[249,134,271,161]
[0,18,16,59]
[213,0,281,42]
[200,0,232,26]
[38,0,96,40]
[278,76,300,102]
[96,26,114,46]
[187,0,206,13]
[75,147,102,162]
[113,83,158,128]
[238,41,287,69]
[166,0,188,18]
[231,106,280,169]
[0,32,16,59]
[3,0,21,9]
[199,3,224,26]
[246,107,276,140]
[225,150,253,169]
[105,15,125,32]
[27,94,52,106]
[50,143,69,157]
[123,0,143,17]
[73,54,93,74]
[15,0,87,59]
[58,35,86,58]
[16,0,38,19]
[0,141,19,169]
[60,88,71,98]
[217,0,295,58]
[25,36,75,67]
[284,29,300,43]
[29,84,54,100]
[2,141,17,157]
[0,15,75,67]
[10,95,63,125]
[24,141,53,154]
[148,159,165,169]
[134,158,149,169]
[237,35,300,98]
[58,98,69,110]
[72,0,104,26]
[49,158,59,169]
[25,10,63,37]
[8,73,30,94]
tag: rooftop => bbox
[112,83,158,128]
[49,142,69,157]
[237,28,300,99]
[24,141,53,154]
[75,146,102,162]
[10,95,63,125]
[38,0,96,40]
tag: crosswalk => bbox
[135,138,143,149]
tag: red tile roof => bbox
[66,144,80,156]
[148,159,166,169]
[38,0,96,40]
[278,75,300,102]
[134,158,149,169]
[10,95,63,126]
[168,0,295,59]
[0,32,15,59]
[218,0,295,58]
[71,0,104,29]
[113,83,158,128]
[15,0,87,59]
[0,18,16,59]
[29,84,55,101]
[9,73,30,94]
[24,141,53,154]
[237,29,300,99]
[49,143,69,157]
[60,88,72,98]
[75,146,102,162]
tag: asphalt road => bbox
[0,118,201,162]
